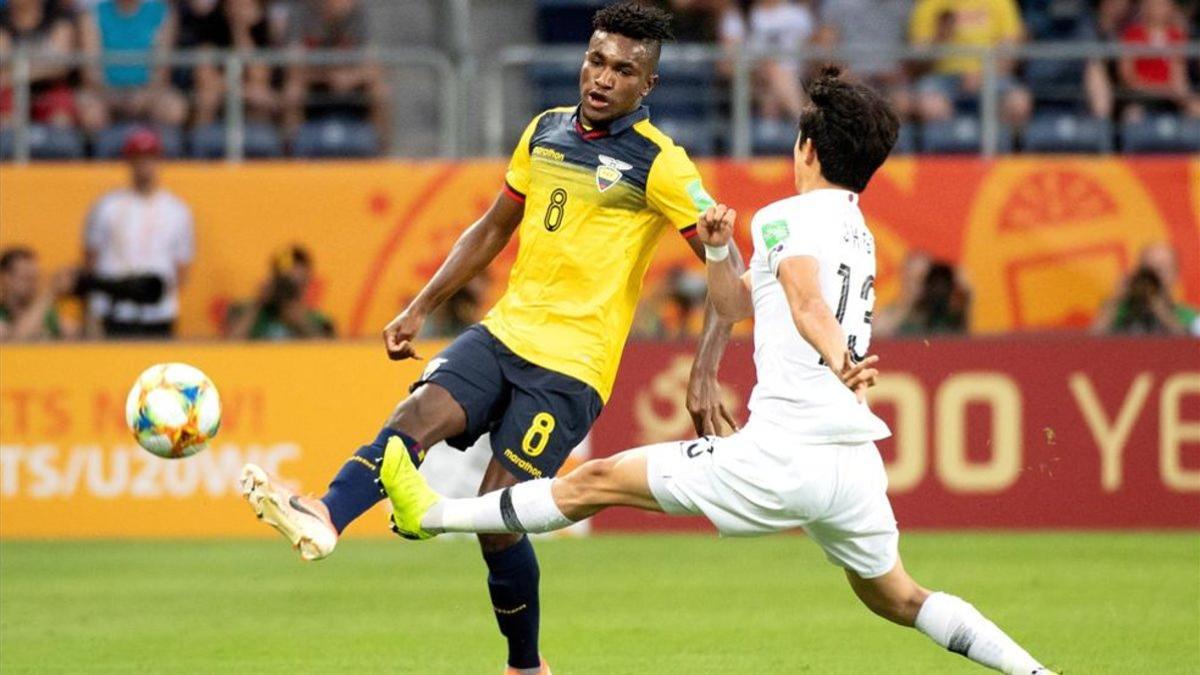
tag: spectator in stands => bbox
[652,0,723,43]
[1093,242,1198,335]
[631,264,708,338]
[420,273,488,339]
[1022,0,1114,118]
[177,0,279,127]
[225,244,334,340]
[875,252,971,336]
[0,0,78,129]
[719,0,816,120]
[873,250,929,337]
[663,264,707,337]
[813,0,914,119]
[282,0,389,145]
[1098,0,1135,37]
[910,0,1033,126]
[77,0,188,134]
[1118,0,1200,119]
[83,128,194,339]
[0,247,79,341]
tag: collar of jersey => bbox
[572,105,649,140]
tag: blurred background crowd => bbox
[0,0,1198,158]
[1,0,1197,343]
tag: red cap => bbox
[122,128,162,157]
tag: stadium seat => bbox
[1120,115,1200,154]
[292,119,379,158]
[1024,59,1089,112]
[921,117,1013,154]
[189,123,284,159]
[25,124,86,160]
[93,123,184,159]
[1022,113,1112,153]
[652,117,717,157]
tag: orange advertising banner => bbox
[1,158,1197,338]
[0,341,438,538]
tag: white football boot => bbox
[240,464,338,561]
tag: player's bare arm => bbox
[382,193,524,360]
[777,256,878,399]
[683,207,745,436]
[696,204,753,322]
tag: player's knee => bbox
[557,458,616,509]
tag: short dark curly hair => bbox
[0,246,35,273]
[592,2,674,66]
[798,66,899,193]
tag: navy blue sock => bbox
[484,536,541,669]
[320,427,424,533]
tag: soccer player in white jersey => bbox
[380,66,1056,675]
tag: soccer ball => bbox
[125,363,221,459]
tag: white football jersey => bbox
[84,188,194,324]
[745,189,891,444]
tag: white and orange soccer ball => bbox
[125,363,221,459]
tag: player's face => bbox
[128,155,158,190]
[579,31,658,125]
[3,258,39,305]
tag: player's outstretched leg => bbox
[846,559,1056,674]
[241,383,466,559]
[382,447,661,537]
[240,463,338,560]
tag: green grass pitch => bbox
[1,533,1196,673]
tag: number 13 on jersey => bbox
[832,263,874,362]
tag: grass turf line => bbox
[1,533,1196,673]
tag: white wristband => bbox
[704,244,730,262]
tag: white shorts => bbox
[645,427,899,579]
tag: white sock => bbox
[420,478,574,534]
[915,592,1045,675]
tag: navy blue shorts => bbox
[411,324,603,480]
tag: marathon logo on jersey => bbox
[533,146,565,162]
[596,154,632,192]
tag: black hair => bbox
[798,65,899,193]
[273,244,313,275]
[0,246,35,273]
[592,2,674,66]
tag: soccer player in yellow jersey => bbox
[239,4,742,673]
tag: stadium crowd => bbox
[1,0,1198,157]
[0,1,1197,342]
[0,0,388,158]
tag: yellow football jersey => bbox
[482,105,714,401]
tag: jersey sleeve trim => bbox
[502,181,526,204]
[678,223,698,239]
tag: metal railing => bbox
[486,40,1200,159]
[4,41,1199,161]
[4,47,458,162]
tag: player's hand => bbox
[687,371,739,437]
[383,308,425,361]
[838,353,880,403]
[697,204,736,249]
